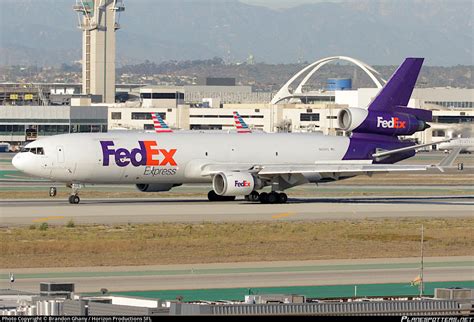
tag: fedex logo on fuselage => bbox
[376,116,406,129]
[235,180,251,187]
[100,140,177,167]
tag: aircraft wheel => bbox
[278,192,288,204]
[68,195,80,204]
[268,192,279,204]
[49,187,57,197]
[259,192,269,204]
[208,190,219,201]
[208,191,235,202]
[249,191,260,202]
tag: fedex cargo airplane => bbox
[13,58,439,204]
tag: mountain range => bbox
[0,0,472,66]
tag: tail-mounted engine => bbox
[338,107,431,136]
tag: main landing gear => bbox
[68,183,82,204]
[207,190,236,202]
[207,190,288,204]
[245,191,288,204]
[244,191,260,202]
[258,192,288,204]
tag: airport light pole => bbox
[420,224,424,298]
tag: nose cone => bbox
[12,153,26,171]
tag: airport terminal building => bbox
[0,98,107,149]
[1,77,472,150]
[107,85,473,146]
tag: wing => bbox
[198,160,433,191]
[200,161,430,177]
[256,163,429,176]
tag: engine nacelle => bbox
[338,107,368,132]
[136,183,179,192]
[212,172,255,196]
[338,107,429,136]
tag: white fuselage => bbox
[13,132,351,184]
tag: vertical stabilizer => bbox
[233,111,252,133]
[151,113,173,133]
[368,58,424,111]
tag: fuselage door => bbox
[57,146,65,163]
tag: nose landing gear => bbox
[49,187,57,197]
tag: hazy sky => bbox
[241,0,342,9]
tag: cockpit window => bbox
[22,147,44,154]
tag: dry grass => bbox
[1,218,473,268]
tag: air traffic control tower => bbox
[74,1,125,103]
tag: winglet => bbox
[151,113,173,133]
[233,111,252,133]
[368,58,424,111]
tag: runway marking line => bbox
[272,212,296,219]
[32,216,65,223]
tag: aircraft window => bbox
[37,147,44,155]
[30,148,37,154]
[20,147,30,152]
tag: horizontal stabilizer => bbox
[372,139,451,159]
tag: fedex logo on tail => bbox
[100,141,177,167]
[377,116,406,129]
[235,180,251,187]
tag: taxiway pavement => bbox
[1,257,471,293]
[1,195,473,226]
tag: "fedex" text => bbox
[376,116,406,129]
[235,180,251,187]
[100,140,177,167]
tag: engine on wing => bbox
[212,172,255,196]
[136,183,180,192]
[338,107,430,136]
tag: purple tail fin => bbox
[368,58,423,111]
